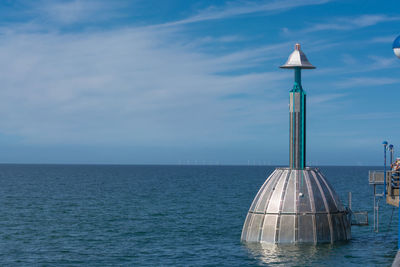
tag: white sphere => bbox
[394,48,400,59]
[393,35,400,59]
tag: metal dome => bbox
[280,43,316,69]
[241,168,351,244]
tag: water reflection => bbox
[244,242,342,266]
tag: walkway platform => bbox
[369,170,399,207]
[392,250,400,267]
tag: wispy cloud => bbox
[8,0,332,30]
[161,0,331,26]
[0,25,291,146]
[303,14,400,33]
[308,93,346,104]
[31,0,127,25]
[337,77,400,88]
[369,35,398,44]
[312,54,398,78]
[183,35,245,48]
[0,0,327,148]
[344,112,400,120]
[367,55,397,69]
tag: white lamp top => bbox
[280,43,316,69]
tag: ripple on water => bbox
[0,165,396,266]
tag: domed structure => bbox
[241,168,351,243]
[241,44,351,244]
[393,35,400,59]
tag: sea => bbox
[0,164,397,266]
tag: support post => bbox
[377,198,379,232]
[348,191,352,210]
[390,145,394,166]
[373,185,376,231]
[384,141,388,197]
[289,67,306,170]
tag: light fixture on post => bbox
[392,35,400,251]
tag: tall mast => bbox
[280,43,315,169]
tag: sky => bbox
[0,0,399,165]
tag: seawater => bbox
[0,164,396,266]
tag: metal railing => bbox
[368,170,385,232]
[369,170,400,195]
[369,170,385,185]
[351,211,368,226]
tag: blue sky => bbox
[0,0,399,165]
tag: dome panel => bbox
[314,172,338,212]
[266,171,288,213]
[331,214,345,241]
[308,172,326,212]
[278,215,295,243]
[315,214,331,242]
[249,170,277,211]
[247,213,263,242]
[241,213,252,241]
[253,171,281,212]
[298,215,315,242]
[316,169,345,211]
[261,215,277,243]
[282,171,296,213]
[298,172,313,213]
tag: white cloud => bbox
[367,55,397,69]
[341,54,357,66]
[344,112,400,120]
[32,0,127,25]
[303,14,400,33]
[308,93,346,104]
[160,0,331,26]
[311,54,398,77]
[0,25,291,146]
[0,0,341,160]
[369,35,398,44]
[336,77,400,88]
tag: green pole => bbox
[295,67,301,86]
[292,67,306,169]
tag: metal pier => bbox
[369,170,385,232]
